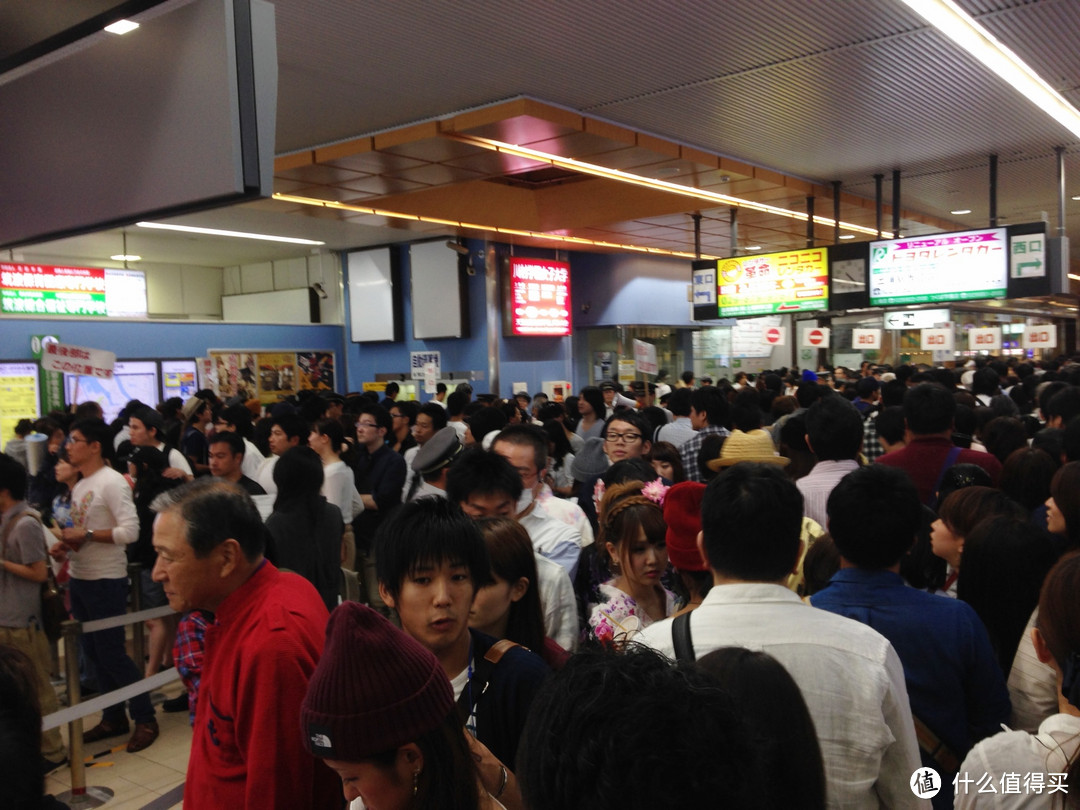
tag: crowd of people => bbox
[4,355,1080,808]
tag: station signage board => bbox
[0,262,147,318]
[508,258,571,336]
[716,248,828,317]
[869,228,1007,307]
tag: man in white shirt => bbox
[638,462,923,809]
[797,394,864,529]
[129,407,192,480]
[447,448,579,650]
[492,424,593,548]
[256,411,308,495]
[213,403,266,480]
[655,388,695,448]
[55,418,158,753]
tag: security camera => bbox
[446,241,470,256]
[311,282,328,300]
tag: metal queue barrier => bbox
[41,564,181,807]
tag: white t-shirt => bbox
[322,460,364,520]
[68,465,139,580]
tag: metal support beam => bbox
[892,169,901,238]
[730,208,738,254]
[832,181,842,243]
[806,196,815,248]
[692,212,702,259]
[989,154,998,228]
[874,174,884,238]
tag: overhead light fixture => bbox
[1072,195,1080,201]
[745,245,763,251]
[110,254,141,262]
[1069,273,1080,282]
[950,209,972,215]
[898,0,1080,139]
[444,133,892,239]
[136,221,325,245]
[271,193,714,260]
[838,234,856,240]
[104,19,139,35]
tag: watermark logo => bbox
[911,768,942,799]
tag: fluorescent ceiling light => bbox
[136,221,325,245]
[1072,195,1080,201]
[745,245,763,251]
[104,19,139,35]
[271,193,712,260]
[898,0,1080,139]
[446,133,891,239]
[950,209,972,215]
[838,234,856,240]
[1069,273,1080,282]
[110,254,141,262]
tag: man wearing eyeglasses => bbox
[55,418,158,752]
[350,404,406,612]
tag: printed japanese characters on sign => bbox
[716,248,828,317]
[509,258,571,336]
[1,262,108,316]
[40,342,116,378]
[869,228,1007,307]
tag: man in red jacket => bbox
[151,479,337,810]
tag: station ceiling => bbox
[7,0,1080,301]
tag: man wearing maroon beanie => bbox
[150,478,338,809]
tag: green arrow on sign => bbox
[1017,259,1042,272]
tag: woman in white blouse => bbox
[309,418,363,568]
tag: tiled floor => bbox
[45,682,191,810]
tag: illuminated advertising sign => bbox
[869,228,1007,307]
[508,258,571,336]
[0,262,147,318]
[716,248,828,317]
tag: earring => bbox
[413,769,421,796]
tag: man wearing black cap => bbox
[408,427,461,501]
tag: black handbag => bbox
[40,569,67,642]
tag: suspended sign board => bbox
[869,227,1007,307]
[0,262,147,318]
[968,327,1002,351]
[715,248,828,317]
[851,328,882,349]
[507,258,571,336]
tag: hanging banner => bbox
[762,326,787,346]
[633,340,658,374]
[801,327,830,348]
[851,328,882,350]
[968,327,1002,352]
[1023,326,1057,350]
[920,328,954,351]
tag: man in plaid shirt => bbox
[172,609,213,724]
[680,387,731,483]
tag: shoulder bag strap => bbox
[926,445,963,510]
[672,611,696,663]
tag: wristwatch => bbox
[84,529,95,543]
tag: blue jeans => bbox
[69,577,155,725]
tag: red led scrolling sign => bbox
[509,258,571,337]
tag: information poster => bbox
[162,360,198,401]
[1,262,106,316]
[0,363,40,442]
[208,351,334,404]
[869,228,1007,306]
[297,352,335,392]
[716,248,828,317]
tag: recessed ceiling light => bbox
[951,209,972,215]
[838,234,855,240]
[104,19,139,35]
[136,221,325,245]
[110,254,141,262]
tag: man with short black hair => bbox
[431,381,448,408]
[797,395,864,528]
[255,411,309,494]
[446,390,470,442]
[375,498,549,770]
[351,404,405,610]
[876,383,1002,504]
[56,418,157,752]
[0,453,67,770]
[639,463,922,809]
[129,406,192,480]
[812,465,1009,808]
[151,479,337,809]
[380,380,400,410]
[680,386,730,482]
[208,432,265,496]
[656,387,695,448]
[446,448,578,651]
[213,403,265,479]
